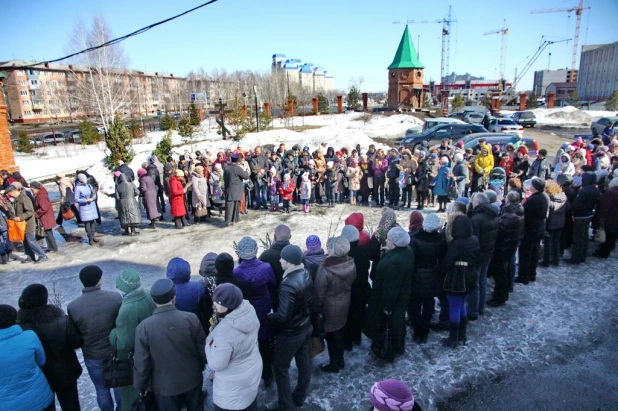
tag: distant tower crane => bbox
[531,0,590,83]
[483,19,508,93]
[393,5,457,90]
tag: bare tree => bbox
[66,16,135,132]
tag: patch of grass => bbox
[352,113,373,123]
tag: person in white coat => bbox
[206,284,262,411]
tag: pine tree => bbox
[527,92,539,109]
[317,93,329,113]
[177,117,197,150]
[105,114,134,166]
[78,120,100,145]
[189,102,200,126]
[452,94,465,110]
[128,118,144,139]
[17,130,33,153]
[153,129,173,161]
[605,90,618,111]
[568,90,582,108]
[159,112,175,130]
[348,86,360,109]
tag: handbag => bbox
[62,204,75,221]
[103,351,134,388]
[310,312,325,337]
[194,204,207,217]
[443,261,468,294]
[594,226,606,243]
[367,176,374,190]
[131,391,157,411]
[35,223,45,240]
[309,336,325,360]
[7,219,26,242]
[447,182,458,200]
[371,312,394,362]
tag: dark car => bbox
[464,136,539,157]
[510,111,537,128]
[400,123,487,151]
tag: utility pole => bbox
[253,85,259,132]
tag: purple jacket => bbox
[233,258,276,340]
[372,157,388,178]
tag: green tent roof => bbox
[388,26,424,70]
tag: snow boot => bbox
[149,221,157,229]
[174,218,183,229]
[458,317,468,345]
[182,216,189,226]
[0,254,7,264]
[7,252,20,262]
[441,324,460,348]
[122,227,130,236]
[306,204,310,213]
[130,226,139,236]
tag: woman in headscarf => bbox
[138,168,162,228]
[115,173,141,236]
[367,208,398,280]
[209,163,225,216]
[191,164,209,224]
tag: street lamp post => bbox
[253,85,259,132]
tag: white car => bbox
[487,118,523,137]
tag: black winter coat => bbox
[223,164,250,201]
[470,204,500,265]
[572,172,600,219]
[547,192,568,231]
[410,230,447,298]
[259,240,290,287]
[268,267,314,337]
[348,241,371,295]
[18,305,83,391]
[494,202,524,255]
[523,191,549,237]
[440,215,480,296]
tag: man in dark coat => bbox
[528,149,551,180]
[487,191,524,306]
[67,265,122,411]
[133,279,206,411]
[116,160,135,182]
[30,182,58,253]
[341,225,371,350]
[516,178,549,284]
[594,177,618,258]
[267,245,314,410]
[259,224,292,287]
[468,193,499,320]
[567,171,600,264]
[7,185,47,263]
[223,154,250,226]
[249,147,269,209]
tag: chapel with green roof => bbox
[388,25,425,110]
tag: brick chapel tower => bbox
[387,26,425,110]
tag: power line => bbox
[12,0,221,70]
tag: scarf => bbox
[375,208,397,242]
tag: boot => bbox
[175,218,183,229]
[0,254,7,264]
[182,216,189,226]
[458,318,468,345]
[122,227,130,236]
[7,252,20,262]
[149,220,157,229]
[306,204,310,213]
[130,226,139,236]
[441,324,460,348]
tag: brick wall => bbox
[0,80,19,173]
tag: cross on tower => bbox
[209,98,233,140]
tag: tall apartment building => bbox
[272,54,333,92]
[577,42,618,101]
[0,60,185,123]
[532,69,569,97]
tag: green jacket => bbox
[109,288,155,360]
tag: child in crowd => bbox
[325,161,336,208]
[268,167,280,212]
[300,172,312,213]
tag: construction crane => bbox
[393,5,457,90]
[511,36,572,90]
[531,0,590,83]
[483,20,508,93]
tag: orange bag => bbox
[62,205,75,221]
[7,219,26,242]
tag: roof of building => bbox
[0,72,6,79]
[300,64,314,74]
[273,54,286,58]
[0,60,182,79]
[582,42,618,53]
[388,26,424,70]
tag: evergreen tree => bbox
[78,120,100,145]
[128,118,144,139]
[177,117,197,150]
[605,90,618,111]
[348,86,361,109]
[189,102,200,126]
[452,94,465,110]
[568,90,582,108]
[159,112,175,130]
[317,93,329,113]
[105,114,134,166]
[17,130,33,153]
[153,129,173,161]
[527,92,539,109]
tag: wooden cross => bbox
[209,98,233,140]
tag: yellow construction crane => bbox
[531,0,590,83]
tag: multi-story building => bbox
[532,69,570,97]
[427,80,512,103]
[0,60,185,123]
[271,54,333,92]
[545,82,577,106]
[577,42,618,101]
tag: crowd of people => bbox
[1,131,618,410]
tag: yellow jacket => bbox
[474,153,494,174]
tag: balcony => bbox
[33,104,44,111]
[29,83,41,90]
[152,100,159,106]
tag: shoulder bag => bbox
[443,261,468,294]
[103,350,134,388]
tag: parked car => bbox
[464,112,484,124]
[464,136,539,158]
[591,116,618,137]
[427,132,517,152]
[400,123,487,151]
[423,117,466,131]
[405,125,423,135]
[42,133,66,144]
[510,111,537,128]
[66,130,81,144]
[487,118,524,136]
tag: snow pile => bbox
[498,106,617,128]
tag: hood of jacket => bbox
[345,212,365,232]
[223,300,259,335]
[166,257,191,283]
[199,252,218,277]
[17,304,64,325]
[321,256,356,280]
[35,186,49,198]
[472,203,499,219]
[117,173,127,184]
[582,171,597,186]
[305,248,325,257]
[452,215,473,240]
[504,202,524,217]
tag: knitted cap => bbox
[18,284,48,309]
[215,253,235,276]
[531,177,546,192]
[556,173,573,186]
[341,225,360,243]
[423,213,442,232]
[213,283,243,310]
[305,235,322,251]
[137,168,147,177]
[387,227,410,248]
[237,236,258,260]
[199,252,218,277]
[327,236,350,257]
[79,265,103,287]
[116,269,141,293]
[280,244,303,265]
[370,379,415,411]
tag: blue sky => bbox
[1,0,615,92]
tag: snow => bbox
[2,197,618,410]
[499,106,617,128]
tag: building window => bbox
[46,81,50,86]
[25,110,32,115]
[17,70,24,75]
[23,100,30,106]
[53,81,57,87]
[19,80,26,86]
[44,72,49,77]
[30,90,36,96]
[47,91,51,96]
[20,90,28,96]
[30,80,38,85]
